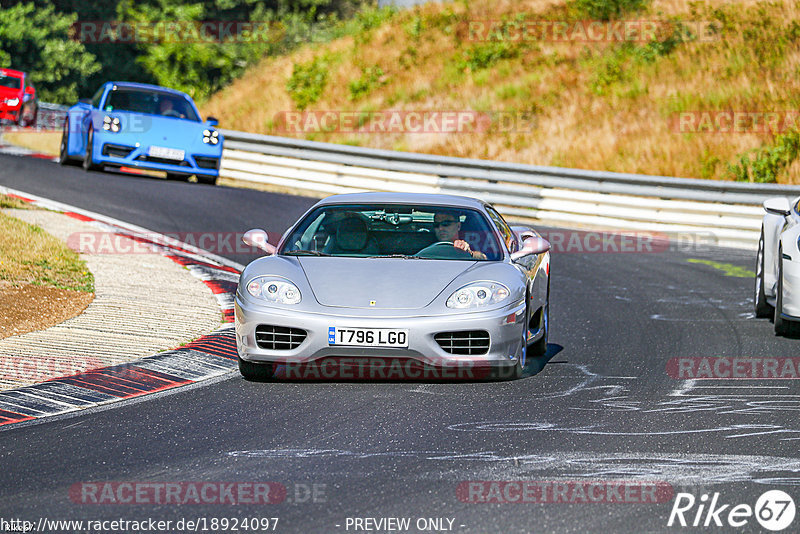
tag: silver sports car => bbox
[234,193,551,380]
[755,196,800,335]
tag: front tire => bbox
[755,229,773,318]
[774,251,791,336]
[238,356,275,380]
[58,120,71,166]
[82,128,100,172]
[529,301,549,356]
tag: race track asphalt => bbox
[1,154,798,533]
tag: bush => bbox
[458,41,518,71]
[348,65,386,101]
[287,55,331,110]
[728,130,800,183]
[570,0,650,21]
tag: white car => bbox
[755,197,800,334]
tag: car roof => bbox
[105,81,190,98]
[0,69,25,78]
[314,192,488,210]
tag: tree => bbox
[0,3,100,103]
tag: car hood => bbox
[0,86,21,100]
[112,112,205,141]
[297,257,475,309]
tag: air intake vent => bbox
[255,325,307,350]
[434,330,490,355]
[102,144,134,158]
[194,156,220,169]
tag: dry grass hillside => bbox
[202,0,800,184]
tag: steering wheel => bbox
[416,241,473,258]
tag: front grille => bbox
[194,156,220,170]
[434,330,490,355]
[255,325,307,350]
[102,144,134,158]
[135,155,190,166]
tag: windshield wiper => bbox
[365,254,422,259]
[284,250,331,256]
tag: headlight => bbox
[5,98,19,107]
[446,281,510,309]
[103,115,120,132]
[245,276,301,305]
[202,129,219,145]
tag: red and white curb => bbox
[0,139,57,161]
[0,186,243,428]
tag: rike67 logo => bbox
[668,490,796,531]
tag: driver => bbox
[158,98,181,118]
[433,212,486,259]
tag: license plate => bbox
[148,145,185,161]
[328,327,409,348]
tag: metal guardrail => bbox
[35,102,68,131]
[219,129,800,250]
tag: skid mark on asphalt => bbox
[434,363,800,441]
[225,449,800,485]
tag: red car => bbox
[0,68,37,127]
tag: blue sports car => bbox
[59,82,222,184]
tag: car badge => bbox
[369,300,376,306]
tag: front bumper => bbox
[781,257,800,319]
[235,295,527,368]
[0,104,21,123]
[93,136,221,177]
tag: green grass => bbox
[0,205,94,292]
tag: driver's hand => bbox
[453,239,471,252]
[454,240,485,259]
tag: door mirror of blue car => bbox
[206,116,219,127]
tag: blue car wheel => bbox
[83,128,100,172]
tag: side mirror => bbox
[511,236,550,261]
[25,86,34,95]
[242,229,276,255]
[206,116,219,127]
[78,98,92,105]
[764,197,791,216]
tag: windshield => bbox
[0,74,21,90]
[102,88,200,121]
[281,204,503,260]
